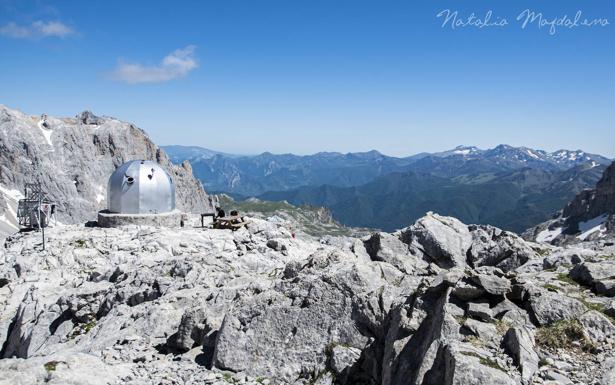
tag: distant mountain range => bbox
[163,144,612,233]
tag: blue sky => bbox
[0,0,613,157]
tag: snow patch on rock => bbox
[578,214,608,240]
[536,226,562,243]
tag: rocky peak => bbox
[525,161,615,244]
[0,105,209,236]
[77,110,104,125]
[563,161,615,230]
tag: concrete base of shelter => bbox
[97,209,184,228]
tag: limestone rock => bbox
[526,288,586,326]
[467,225,537,272]
[468,271,511,296]
[503,327,539,385]
[443,344,516,385]
[400,212,472,269]
[579,310,615,343]
[363,232,427,274]
[467,302,494,322]
[0,211,613,384]
[570,261,615,296]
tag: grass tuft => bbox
[44,361,60,372]
[69,320,97,339]
[72,239,87,248]
[461,351,506,372]
[535,319,594,352]
[494,319,511,335]
[556,273,579,286]
[543,284,560,292]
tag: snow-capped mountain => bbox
[164,144,611,197]
[431,144,610,171]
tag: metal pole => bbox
[39,193,45,250]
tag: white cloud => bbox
[33,20,74,37]
[0,20,74,39]
[110,45,198,85]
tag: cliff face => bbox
[524,161,615,244]
[562,161,615,231]
[0,105,209,235]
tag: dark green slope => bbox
[259,166,605,232]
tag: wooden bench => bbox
[213,215,249,230]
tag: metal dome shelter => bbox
[107,160,176,214]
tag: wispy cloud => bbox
[0,20,75,38]
[109,46,198,85]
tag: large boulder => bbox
[570,261,615,296]
[525,288,586,326]
[503,327,539,385]
[363,232,428,274]
[212,250,395,382]
[467,225,537,272]
[468,268,511,296]
[579,311,615,343]
[442,344,516,385]
[400,213,472,269]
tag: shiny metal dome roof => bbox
[107,160,176,214]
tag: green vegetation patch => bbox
[69,320,97,339]
[578,298,615,324]
[461,351,506,372]
[535,319,594,351]
[494,319,511,335]
[71,239,87,248]
[543,284,560,292]
[556,273,579,286]
[44,361,61,372]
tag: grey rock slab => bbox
[467,302,494,322]
[526,288,586,326]
[400,212,472,269]
[469,273,511,296]
[570,262,615,287]
[468,224,537,272]
[363,232,428,274]
[503,327,539,385]
[579,310,615,343]
[545,370,573,384]
[444,344,517,385]
[329,344,362,378]
[462,319,500,346]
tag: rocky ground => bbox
[1,213,615,385]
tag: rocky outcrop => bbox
[1,213,614,384]
[0,105,209,236]
[563,162,615,230]
[525,161,615,245]
[570,261,615,296]
[401,213,472,269]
